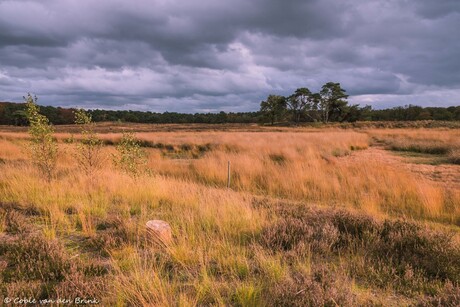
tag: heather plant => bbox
[268,266,356,306]
[113,132,147,178]
[74,109,104,177]
[0,211,108,299]
[24,94,57,182]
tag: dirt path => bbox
[342,146,460,189]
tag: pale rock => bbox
[146,220,172,246]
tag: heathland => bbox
[1,122,460,306]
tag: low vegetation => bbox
[370,129,460,166]
[0,121,459,305]
[448,149,460,165]
[0,209,108,300]
[259,203,460,305]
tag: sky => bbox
[0,0,459,113]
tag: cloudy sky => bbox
[0,0,459,112]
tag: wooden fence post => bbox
[227,161,231,188]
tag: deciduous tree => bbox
[287,88,317,124]
[318,82,349,123]
[24,94,58,182]
[260,95,286,125]
[74,108,105,178]
[113,132,147,179]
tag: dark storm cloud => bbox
[412,0,460,19]
[0,0,459,111]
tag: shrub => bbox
[113,132,148,178]
[74,109,105,177]
[24,94,57,182]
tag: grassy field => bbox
[1,123,460,306]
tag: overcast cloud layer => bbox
[0,0,459,112]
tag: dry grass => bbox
[1,124,460,305]
[448,149,460,165]
[369,129,460,154]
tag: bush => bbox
[113,132,148,178]
[74,109,105,177]
[24,94,57,182]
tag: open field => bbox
[1,124,460,306]
[0,120,459,134]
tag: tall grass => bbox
[369,128,460,154]
[1,130,459,224]
[1,127,460,305]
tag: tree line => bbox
[260,82,354,124]
[0,102,260,125]
[1,93,459,127]
[259,82,460,124]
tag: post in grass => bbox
[227,160,231,189]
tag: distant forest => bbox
[0,101,459,126]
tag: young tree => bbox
[318,82,349,123]
[24,94,58,182]
[286,87,317,124]
[113,132,147,179]
[74,109,104,177]
[260,95,286,125]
